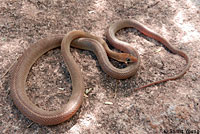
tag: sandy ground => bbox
[0,0,200,133]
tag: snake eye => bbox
[126,58,131,63]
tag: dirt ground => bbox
[0,0,200,133]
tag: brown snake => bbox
[10,20,190,125]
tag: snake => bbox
[10,19,190,125]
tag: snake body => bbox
[107,19,191,90]
[10,20,190,125]
[10,30,140,125]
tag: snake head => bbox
[119,53,138,63]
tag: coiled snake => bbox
[10,20,190,125]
